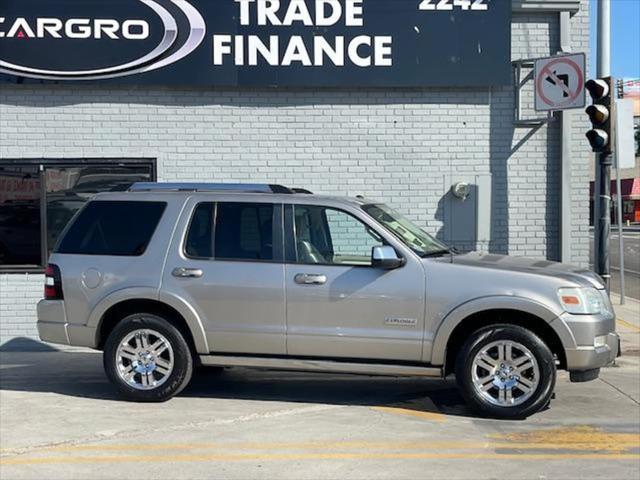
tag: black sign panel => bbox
[0,0,511,87]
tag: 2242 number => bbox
[419,0,489,11]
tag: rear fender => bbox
[87,287,209,353]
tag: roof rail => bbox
[128,182,294,194]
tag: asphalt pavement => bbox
[590,226,640,301]
[1,319,639,480]
[1,238,639,480]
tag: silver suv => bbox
[37,183,619,418]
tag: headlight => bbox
[557,287,609,315]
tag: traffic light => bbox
[585,77,615,154]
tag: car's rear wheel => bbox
[455,324,556,419]
[103,313,193,402]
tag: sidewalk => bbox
[610,293,640,357]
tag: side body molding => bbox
[87,287,209,354]
[429,296,571,366]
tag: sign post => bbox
[614,97,634,303]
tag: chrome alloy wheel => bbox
[116,329,174,391]
[471,340,540,407]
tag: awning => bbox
[589,178,640,200]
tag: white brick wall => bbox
[0,2,591,346]
[0,274,43,341]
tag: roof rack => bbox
[129,183,295,194]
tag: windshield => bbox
[362,204,450,257]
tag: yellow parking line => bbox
[41,439,640,453]
[371,406,448,422]
[1,451,639,466]
[44,443,222,452]
[492,425,640,445]
[617,318,640,332]
[3,427,637,464]
[30,439,639,454]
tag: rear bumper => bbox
[37,320,70,345]
[37,300,97,348]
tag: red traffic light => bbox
[585,79,610,100]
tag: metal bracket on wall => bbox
[512,59,554,128]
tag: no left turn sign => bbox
[534,53,586,112]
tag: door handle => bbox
[172,267,203,278]
[294,273,327,285]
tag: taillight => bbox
[44,264,63,300]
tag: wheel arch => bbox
[429,297,567,374]
[89,289,209,354]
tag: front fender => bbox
[428,295,567,366]
[87,287,209,354]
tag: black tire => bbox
[455,324,556,419]
[103,313,193,402]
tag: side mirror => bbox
[371,246,404,270]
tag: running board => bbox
[199,355,442,378]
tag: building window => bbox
[0,164,41,268]
[0,159,156,272]
[623,200,634,215]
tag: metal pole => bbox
[593,168,600,271]
[597,0,611,77]
[559,11,573,264]
[598,153,612,290]
[614,154,626,303]
[596,0,611,290]
[614,78,626,303]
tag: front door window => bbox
[293,205,383,266]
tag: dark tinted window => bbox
[0,165,41,266]
[185,203,214,258]
[56,201,166,256]
[45,165,152,254]
[215,203,274,261]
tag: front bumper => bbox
[552,310,619,373]
[37,300,97,348]
[564,332,620,371]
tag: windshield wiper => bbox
[422,248,454,258]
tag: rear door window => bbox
[55,201,166,256]
[214,203,275,261]
[185,203,214,258]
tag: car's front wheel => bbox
[455,324,556,419]
[103,313,193,402]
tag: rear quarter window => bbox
[55,201,166,256]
